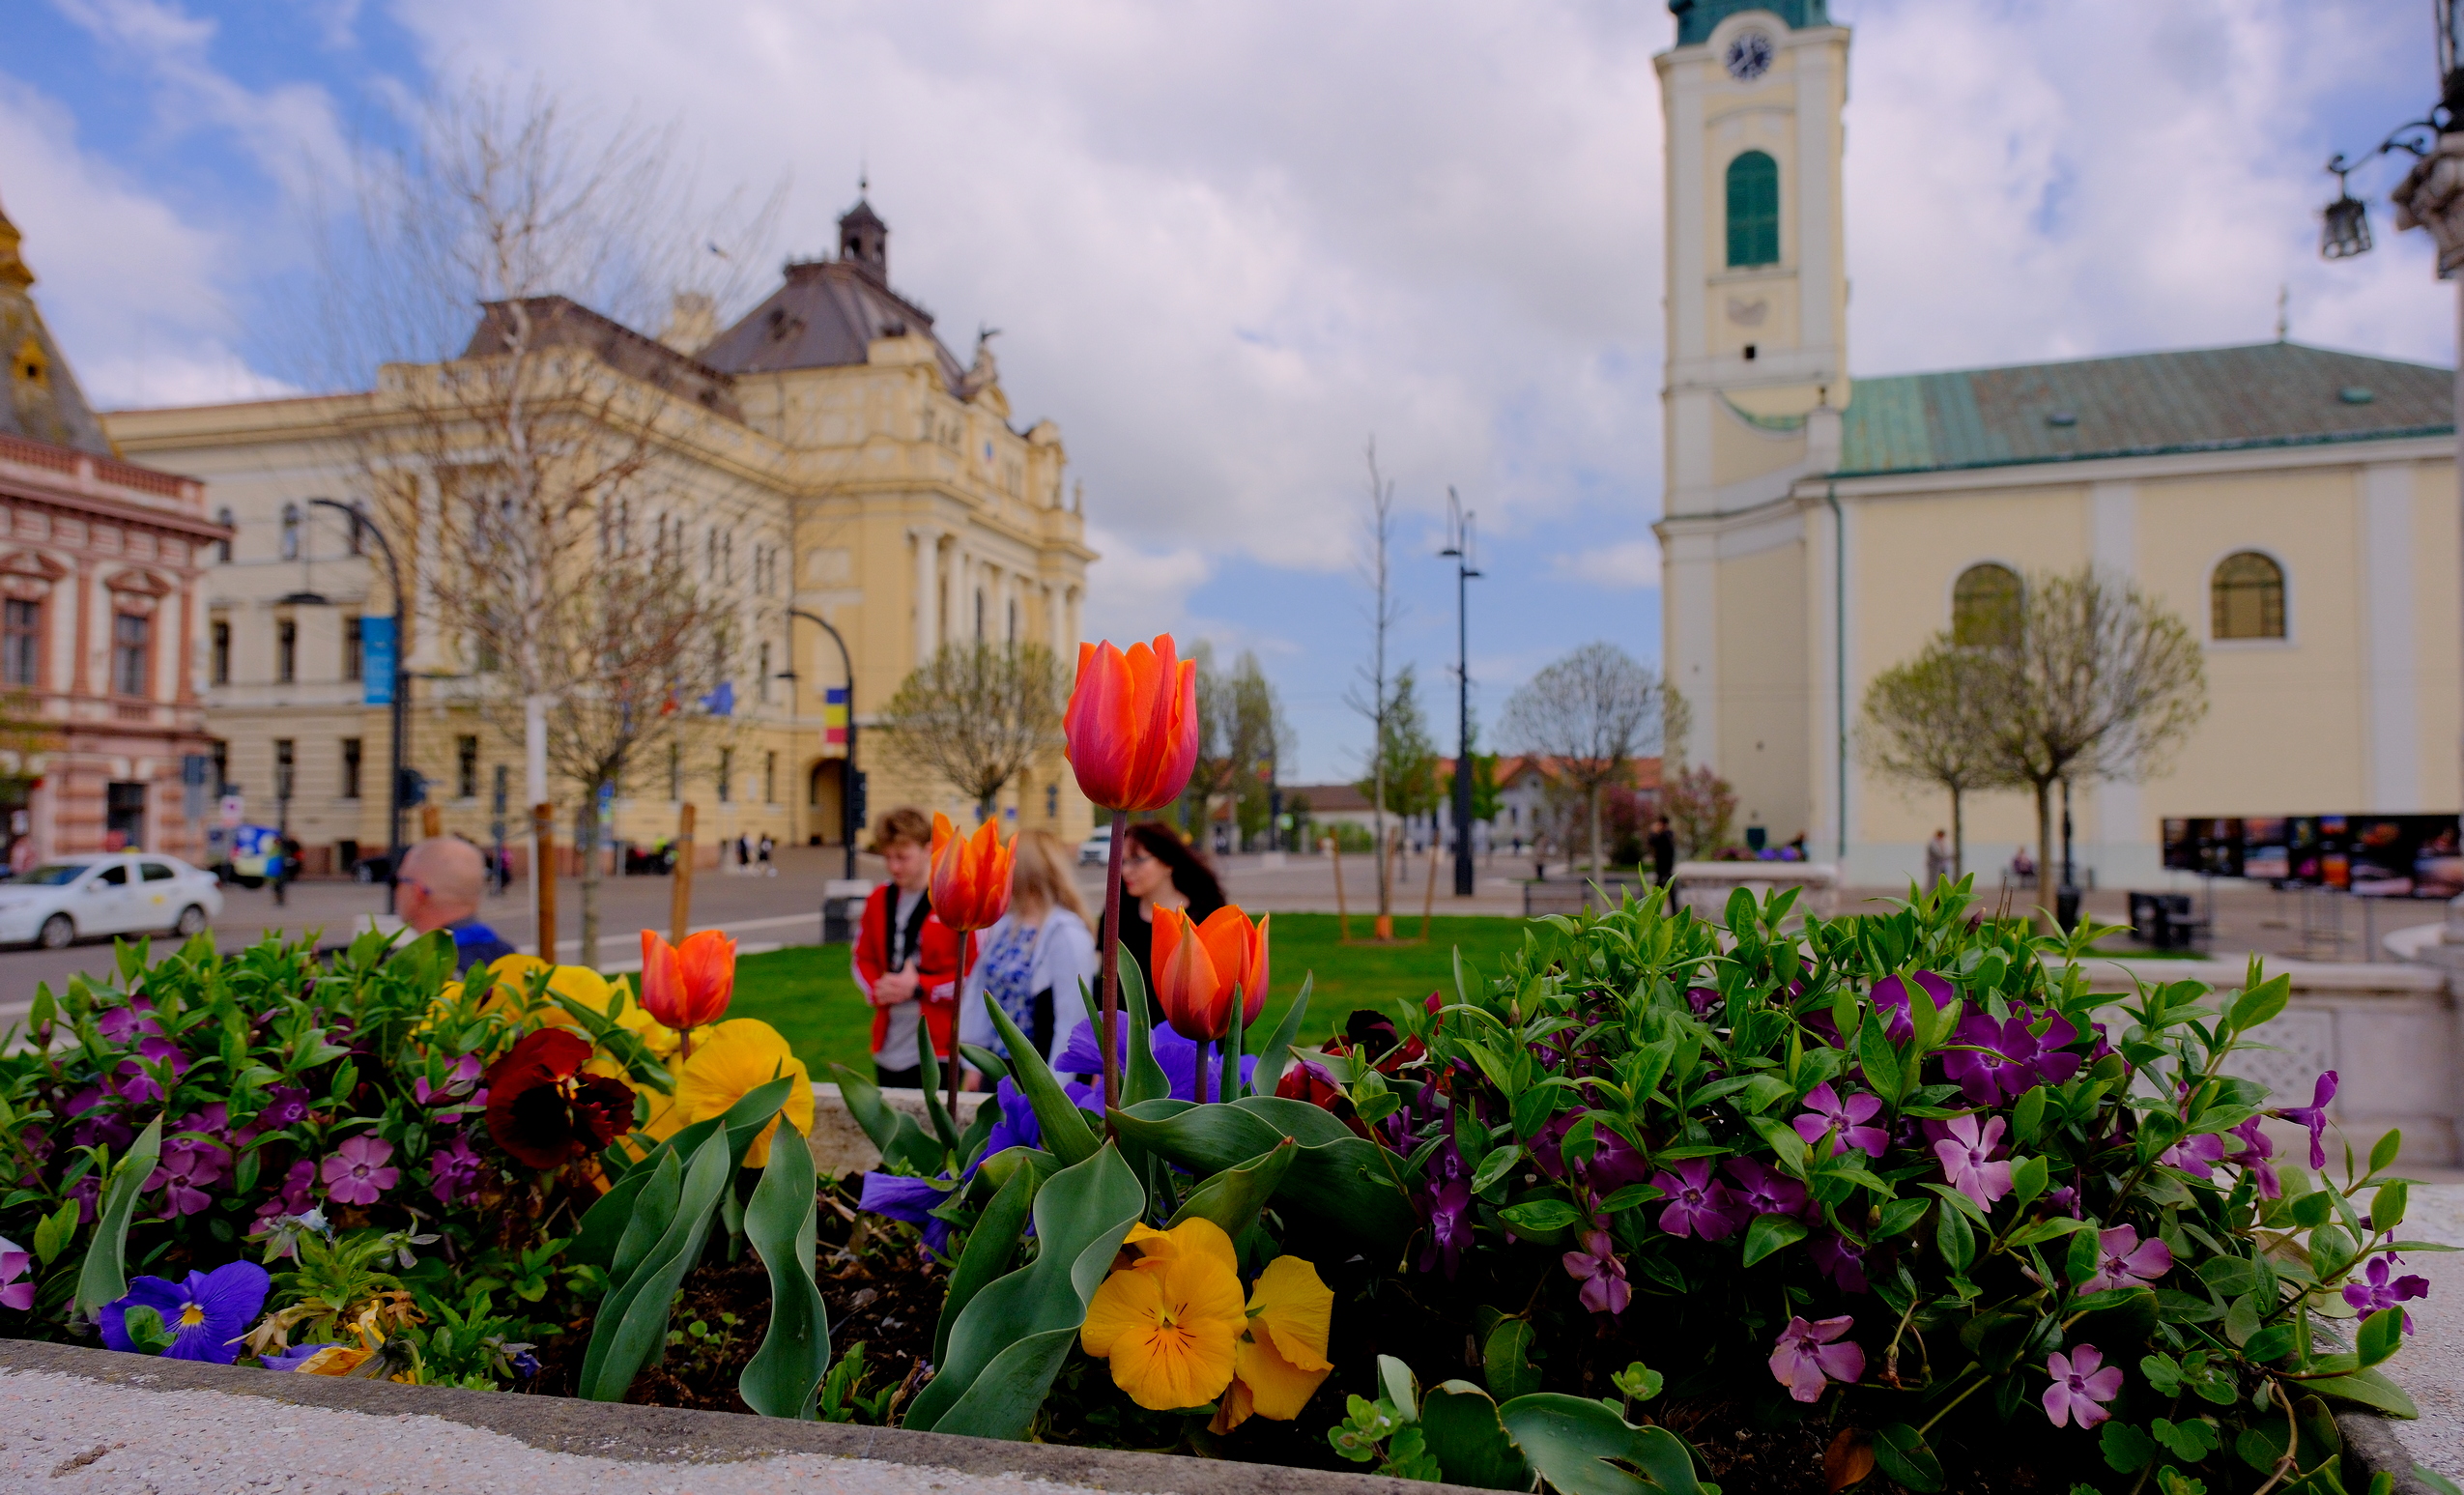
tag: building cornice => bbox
[1797,431,2454,500]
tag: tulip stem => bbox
[949,936,971,1120]
[1194,1037,1210,1106]
[1099,809,1127,1128]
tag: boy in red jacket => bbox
[850,807,969,1088]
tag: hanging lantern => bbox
[2320,158,2372,260]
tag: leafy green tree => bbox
[1859,636,2020,879]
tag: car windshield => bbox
[14,864,92,886]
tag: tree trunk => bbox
[1588,784,1605,879]
[577,791,602,971]
[1950,786,1965,882]
[2034,777,2056,930]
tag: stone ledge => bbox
[0,1337,1476,1495]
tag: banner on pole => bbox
[823,686,848,746]
[361,617,396,704]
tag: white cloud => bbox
[1555,538,1664,590]
[1078,522,1215,645]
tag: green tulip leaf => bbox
[825,1064,943,1175]
[1168,1138,1297,1240]
[1499,1393,1701,1495]
[915,1025,962,1154]
[1117,948,1171,1107]
[903,1143,1143,1439]
[1252,972,1315,1099]
[739,1122,831,1419]
[987,998,1099,1165]
[934,1152,1044,1366]
[1108,1096,1415,1248]
[578,1126,733,1401]
[1420,1380,1534,1491]
[74,1112,162,1319]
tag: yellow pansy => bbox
[614,1001,681,1058]
[482,953,552,1010]
[1212,1253,1334,1432]
[668,1019,814,1167]
[1081,1217,1247,1412]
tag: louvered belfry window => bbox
[1727,151,1780,268]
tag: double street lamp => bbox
[779,608,862,879]
[1441,488,1482,898]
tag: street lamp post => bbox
[783,608,860,878]
[1440,488,1482,898]
[307,498,408,913]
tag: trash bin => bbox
[2055,885,2081,932]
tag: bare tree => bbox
[1502,642,1674,878]
[1660,762,1737,861]
[296,81,783,965]
[1180,645,1285,848]
[1996,567,2208,901]
[1859,636,2021,879]
[875,642,1070,820]
[1227,652,1288,849]
[1342,442,1402,921]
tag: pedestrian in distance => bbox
[850,808,966,1089]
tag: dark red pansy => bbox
[483,1029,633,1170]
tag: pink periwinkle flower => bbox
[320,1136,398,1206]
[0,1236,30,1311]
[1769,1314,1864,1402]
[1933,1113,2014,1208]
[1793,1082,1889,1158]
[1651,1159,1744,1241]
[1561,1229,1631,1316]
[2080,1224,2172,1294]
[2274,1072,2337,1169]
[250,1159,317,1229]
[2042,1344,2124,1428]
[414,1054,485,1107]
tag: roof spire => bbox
[0,195,33,292]
[839,191,888,283]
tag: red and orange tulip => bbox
[1153,905,1269,1043]
[930,813,1015,933]
[640,929,736,1033]
[1064,636,1199,813]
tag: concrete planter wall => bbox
[1668,861,1842,921]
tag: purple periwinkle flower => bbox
[1870,972,1952,1043]
[1809,1230,1870,1293]
[2229,1116,2282,1199]
[100,1261,271,1364]
[2080,1224,2172,1294]
[427,1130,486,1207]
[859,1171,958,1258]
[1942,1011,2081,1107]
[1651,1158,1744,1241]
[1769,1314,1864,1402]
[321,1136,398,1206]
[2275,1071,2337,1169]
[94,1004,161,1044]
[1726,1157,1809,1219]
[2344,1256,2430,1332]
[1533,1112,1653,1194]
[414,1054,484,1107]
[2046,1185,2082,1218]
[0,1236,30,1311]
[1562,1229,1631,1316]
[250,1159,316,1231]
[1685,987,1721,1019]
[1420,1177,1474,1279]
[255,1085,313,1133]
[147,1135,230,1218]
[1933,1113,2014,1209]
[2042,1344,2124,1428]
[2161,1132,2228,1180]
[68,1172,100,1226]
[1793,1083,1889,1158]
[116,1036,187,1104]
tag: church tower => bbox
[1654,1,1850,852]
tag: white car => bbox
[0,854,223,950]
[1078,821,1113,867]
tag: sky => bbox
[0,0,2450,782]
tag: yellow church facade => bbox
[102,198,1097,872]
[1653,2,2459,885]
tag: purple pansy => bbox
[427,1130,486,1206]
[858,1171,958,1258]
[2079,1224,2172,1294]
[1651,1158,1744,1241]
[1933,1113,2015,1209]
[1055,1020,1254,1108]
[2160,1132,2228,1180]
[1725,1157,1809,1219]
[321,1136,398,1206]
[1870,972,1952,1043]
[100,1261,271,1364]
[1769,1314,1864,1402]
[2275,1071,2337,1169]
[980,1078,1043,1158]
[1809,1230,1870,1293]
[1792,1083,1889,1158]
[261,1340,343,1370]
[2042,1344,2124,1428]
[1561,1228,1631,1316]
[2344,1256,2431,1333]
[0,1236,30,1311]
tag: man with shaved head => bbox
[397,837,516,972]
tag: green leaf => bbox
[933,1151,1046,1366]
[1168,1139,1297,1240]
[1935,1198,1976,1275]
[2375,1179,2410,1234]
[987,997,1100,1165]
[2370,1130,2403,1175]
[74,1112,161,1318]
[1220,977,1247,1101]
[2005,1215,2093,1251]
[903,1143,1143,1439]
[2235,1423,2291,1476]
[2102,1421,2160,1473]
[1484,1318,1541,1400]
[1877,1198,1931,1238]
[31,1198,77,1267]
[2356,1306,2405,1367]
[915,1024,962,1154]
[1502,1198,1583,1235]
[958,1044,1010,1084]
[1109,1096,1416,1248]
[609,1149,683,1285]
[822,1065,943,1175]
[1420,1381,1534,1491]
[2151,1418,2220,1461]
[2241,1325,2295,1364]
[119,1303,177,1355]
[2010,1154,2049,1209]
[1873,1423,1946,1493]
[1379,1353,1419,1423]
[1499,1394,1702,1495]
[1117,950,1171,1107]
[739,1122,831,1419]
[578,1127,734,1401]
[1471,1145,1524,1195]
[2012,1085,2048,1144]
[2306,1367,2420,1420]
[1856,1018,1901,1100]
[2228,977,2290,1033]
[1741,1213,1808,1268]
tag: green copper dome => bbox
[1670,0,1830,46]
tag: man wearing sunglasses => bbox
[396,837,517,973]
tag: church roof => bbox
[0,199,116,458]
[1831,341,2454,479]
[459,295,744,423]
[695,258,968,388]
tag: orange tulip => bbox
[1152,905,1269,1043]
[1064,636,1199,814]
[929,813,1015,933]
[640,928,736,1033]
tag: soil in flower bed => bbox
[525,1178,945,1415]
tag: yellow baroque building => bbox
[1653,2,2459,885]
[103,197,1096,873]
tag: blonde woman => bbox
[959,827,1100,1075]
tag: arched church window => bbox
[1726,151,1780,268]
[1951,562,2021,647]
[2211,552,2285,640]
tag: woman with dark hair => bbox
[1097,820,1225,1015]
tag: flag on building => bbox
[824,686,848,745]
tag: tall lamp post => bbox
[782,608,861,878]
[307,499,409,913]
[1440,487,1482,898]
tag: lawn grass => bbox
[726,911,1533,1079]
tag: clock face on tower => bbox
[1724,29,1774,81]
